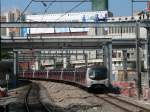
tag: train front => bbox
[86,66,108,89]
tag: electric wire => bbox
[33,0,90,2]
[41,0,56,21]
[34,0,56,39]
[55,0,86,21]
[43,0,56,14]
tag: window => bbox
[127,53,130,58]
[118,52,121,58]
[89,67,107,80]
[112,50,117,58]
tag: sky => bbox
[1,0,147,16]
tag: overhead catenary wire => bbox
[55,0,86,21]
[41,0,56,21]
[16,0,34,22]
[33,0,90,2]
[43,0,56,14]
[34,0,56,37]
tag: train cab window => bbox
[89,67,107,80]
[89,70,95,79]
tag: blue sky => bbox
[1,0,147,16]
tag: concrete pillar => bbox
[108,42,112,83]
[103,44,108,68]
[103,42,112,83]
[84,53,88,68]
[136,22,142,99]
[122,49,128,81]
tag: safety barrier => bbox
[112,81,150,100]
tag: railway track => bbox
[95,94,150,112]
[24,83,52,112]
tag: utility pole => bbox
[136,22,142,100]
[147,27,150,88]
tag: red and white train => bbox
[18,66,109,89]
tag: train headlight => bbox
[89,75,95,79]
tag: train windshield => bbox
[89,67,107,80]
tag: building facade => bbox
[91,0,108,11]
[1,9,21,37]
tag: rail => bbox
[24,85,32,112]
[95,94,150,112]
[107,94,150,112]
[24,83,52,112]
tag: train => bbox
[18,65,109,89]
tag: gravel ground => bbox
[39,81,128,112]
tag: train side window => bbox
[89,70,95,79]
[89,70,92,76]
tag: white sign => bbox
[26,11,108,34]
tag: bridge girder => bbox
[2,21,150,28]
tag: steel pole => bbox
[0,27,1,61]
[0,0,1,61]
[132,0,133,16]
[136,22,142,100]
[147,27,150,88]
